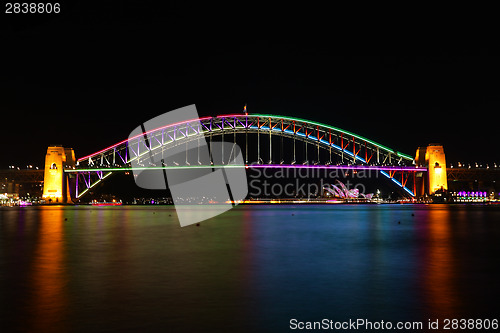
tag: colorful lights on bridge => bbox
[64,164,427,173]
[70,113,431,199]
[77,114,415,163]
[220,113,414,161]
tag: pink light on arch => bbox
[77,116,213,161]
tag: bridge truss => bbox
[66,114,423,198]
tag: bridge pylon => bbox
[415,144,448,197]
[42,145,75,203]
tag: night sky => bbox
[1,2,498,168]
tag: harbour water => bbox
[0,204,499,332]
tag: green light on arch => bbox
[249,113,414,161]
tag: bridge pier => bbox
[415,144,448,197]
[42,146,75,204]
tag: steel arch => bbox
[71,114,418,198]
[77,114,414,167]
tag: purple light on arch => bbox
[247,164,426,171]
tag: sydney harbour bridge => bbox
[40,113,448,203]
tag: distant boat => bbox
[91,200,122,206]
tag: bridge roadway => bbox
[0,169,44,197]
[65,164,426,199]
[0,169,44,182]
[63,164,428,173]
[447,167,500,182]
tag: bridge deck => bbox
[65,165,427,172]
[447,168,500,182]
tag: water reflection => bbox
[62,207,251,332]
[0,205,499,332]
[419,207,462,322]
[29,207,68,333]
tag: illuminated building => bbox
[42,146,75,203]
[415,144,448,196]
[323,180,373,200]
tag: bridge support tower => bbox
[42,145,76,203]
[415,144,448,197]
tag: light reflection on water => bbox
[0,205,499,332]
[29,208,68,333]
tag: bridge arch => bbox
[69,114,419,198]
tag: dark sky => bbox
[1,2,498,168]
